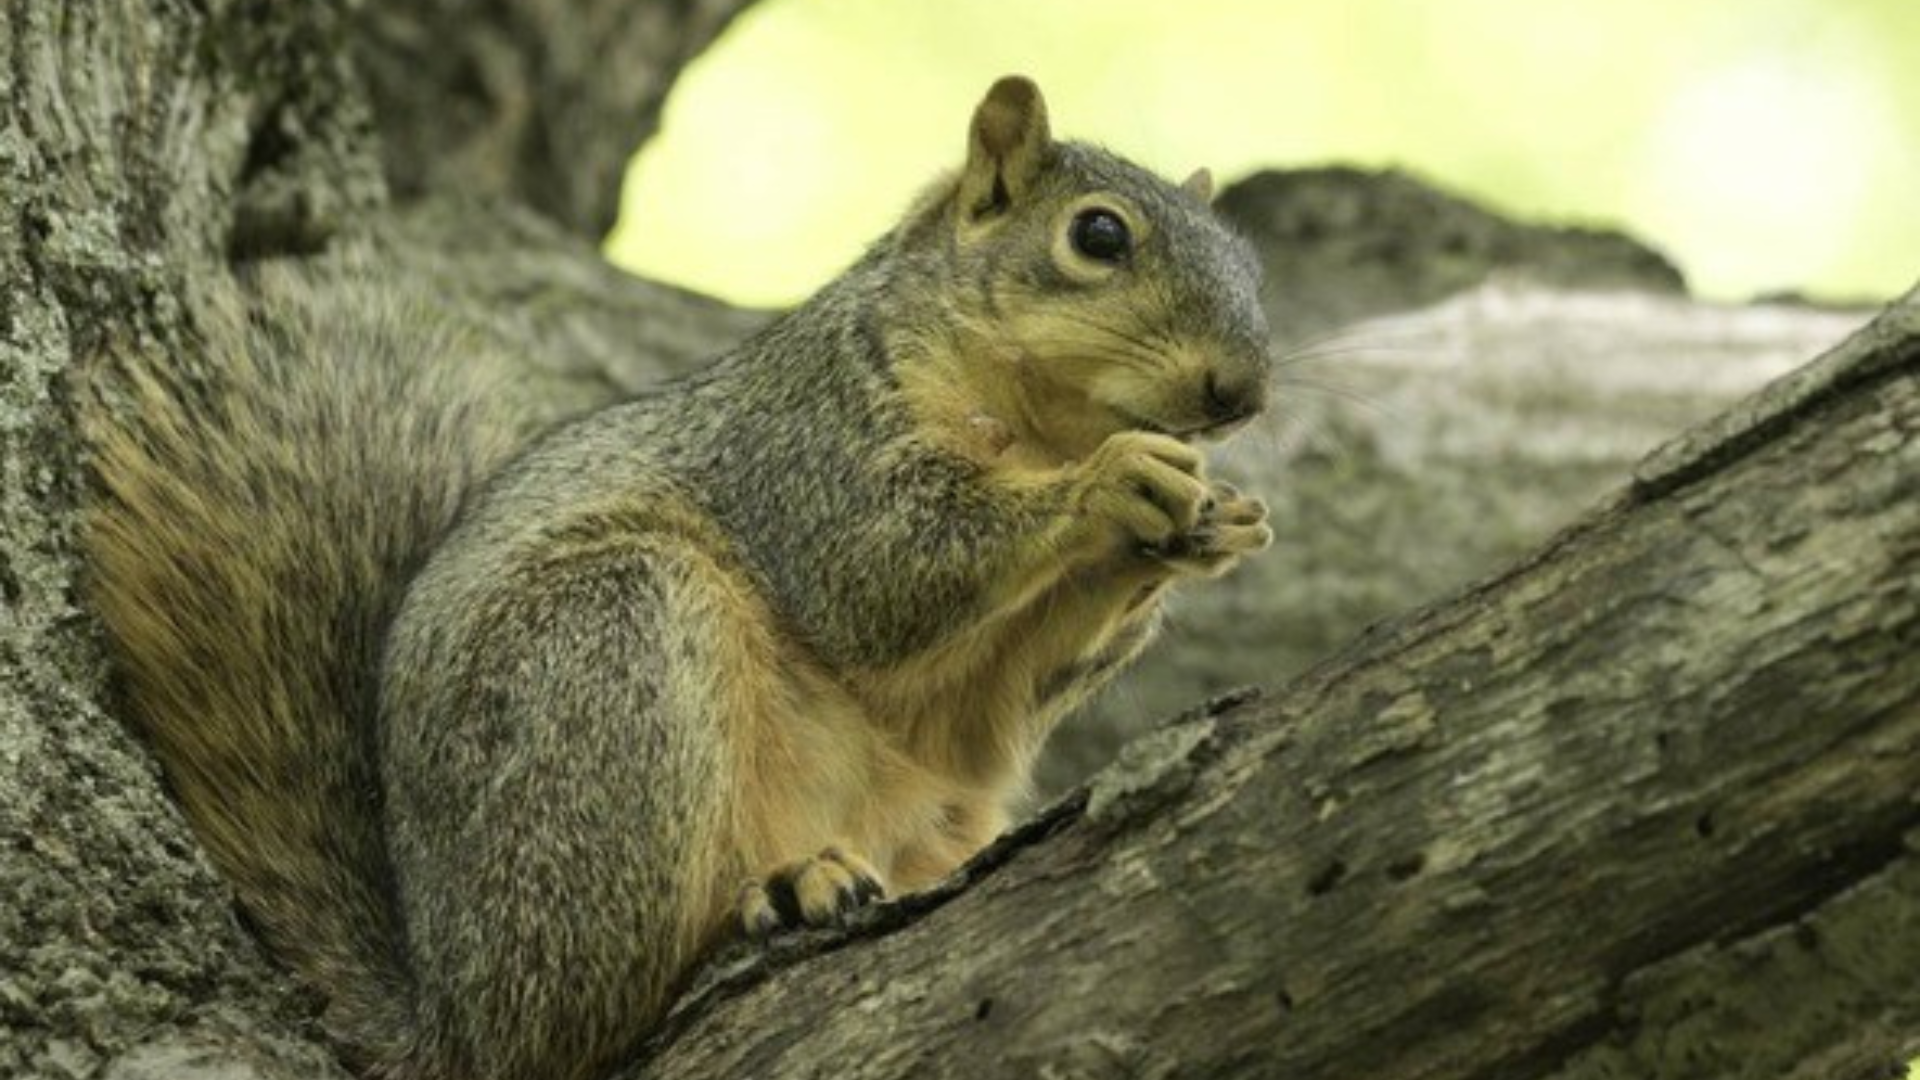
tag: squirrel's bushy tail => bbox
[84,265,531,1071]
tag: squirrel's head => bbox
[908,75,1270,457]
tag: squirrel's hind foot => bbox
[738,846,887,937]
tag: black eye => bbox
[1069,208,1131,263]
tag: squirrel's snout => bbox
[1203,369,1267,427]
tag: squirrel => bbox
[83,76,1273,1080]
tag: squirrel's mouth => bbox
[1112,406,1258,444]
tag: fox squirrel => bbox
[84,76,1272,1080]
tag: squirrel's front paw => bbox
[738,846,886,938]
[1147,481,1272,577]
[1076,431,1210,552]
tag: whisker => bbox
[1245,404,1351,461]
[1272,324,1432,367]
[1275,320,1428,357]
[1271,375,1390,416]
[1021,338,1167,375]
[1050,310,1174,359]
[1274,341,1430,368]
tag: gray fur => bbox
[89,97,1269,1080]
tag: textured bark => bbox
[630,291,1920,1079]
[0,1,752,1076]
[374,196,768,421]
[354,0,758,237]
[1,3,379,1077]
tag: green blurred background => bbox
[607,0,1917,309]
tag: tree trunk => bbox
[0,3,755,1076]
[354,0,754,237]
[3,2,1915,1079]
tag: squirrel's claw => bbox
[739,846,887,938]
[1145,485,1271,576]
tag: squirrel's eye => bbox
[1069,209,1131,263]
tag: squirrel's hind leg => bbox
[382,535,756,1080]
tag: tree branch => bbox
[628,292,1920,1079]
[353,0,762,235]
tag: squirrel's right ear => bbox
[959,76,1052,221]
[1182,168,1217,204]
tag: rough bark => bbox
[2,4,379,1077]
[353,0,758,237]
[374,196,768,421]
[0,1,756,1076]
[629,289,1920,1079]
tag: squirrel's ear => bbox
[959,76,1052,220]
[1181,168,1216,204]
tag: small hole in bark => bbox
[1307,859,1347,896]
[1655,730,1673,752]
[1387,852,1426,882]
[238,108,296,184]
[1694,811,1716,839]
[974,997,993,1021]
[1275,987,1295,1013]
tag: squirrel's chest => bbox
[855,571,1166,765]
[750,567,1166,893]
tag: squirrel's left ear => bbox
[1182,168,1217,204]
[959,76,1052,220]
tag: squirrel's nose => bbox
[1203,369,1267,425]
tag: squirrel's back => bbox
[84,264,532,1069]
